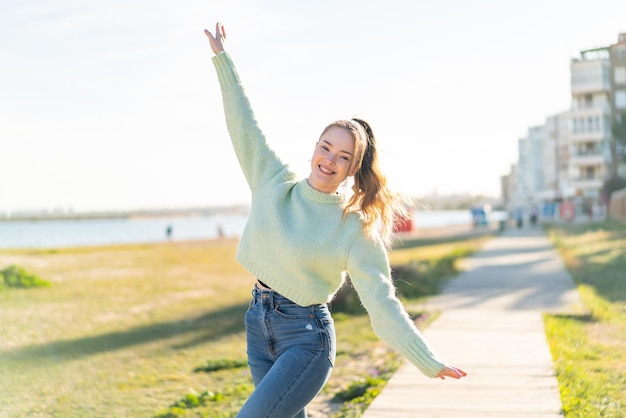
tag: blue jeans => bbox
[237,286,336,418]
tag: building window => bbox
[616,66,626,84]
[616,90,626,109]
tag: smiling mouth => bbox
[319,165,335,175]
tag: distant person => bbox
[530,207,538,227]
[515,208,524,229]
[217,224,225,239]
[166,225,173,240]
[204,22,466,418]
[586,201,593,221]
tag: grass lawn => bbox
[545,220,626,417]
[0,233,492,417]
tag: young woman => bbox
[204,22,466,418]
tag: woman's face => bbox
[308,126,358,194]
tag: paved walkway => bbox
[363,228,584,418]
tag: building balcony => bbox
[570,59,611,94]
[570,177,604,191]
[572,148,603,156]
[568,108,610,143]
[569,106,611,116]
[571,81,611,95]
[569,131,608,143]
[569,152,605,166]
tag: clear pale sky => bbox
[2,0,625,212]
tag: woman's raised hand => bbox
[204,22,226,55]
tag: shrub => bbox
[330,277,367,315]
[155,384,253,418]
[332,376,386,402]
[193,358,248,373]
[330,250,467,313]
[1,265,50,289]
[332,376,389,417]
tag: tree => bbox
[601,175,626,206]
[609,111,626,177]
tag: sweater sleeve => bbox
[212,52,288,190]
[346,233,447,378]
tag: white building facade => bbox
[504,33,626,220]
[569,48,612,201]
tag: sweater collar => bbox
[298,179,344,205]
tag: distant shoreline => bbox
[0,205,250,222]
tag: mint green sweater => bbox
[212,52,446,378]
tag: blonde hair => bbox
[319,119,409,248]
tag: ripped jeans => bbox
[237,286,336,418]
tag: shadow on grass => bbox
[393,230,497,250]
[547,221,626,304]
[1,302,249,364]
[547,313,596,323]
[577,252,626,304]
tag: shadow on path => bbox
[426,229,584,313]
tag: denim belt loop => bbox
[253,286,275,306]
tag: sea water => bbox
[0,210,505,249]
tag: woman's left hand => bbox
[436,365,467,380]
[204,21,226,55]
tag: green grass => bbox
[0,240,252,417]
[545,220,626,417]
[0,234,491,417]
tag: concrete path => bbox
[363,228,584,418]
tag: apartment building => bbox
[542,112,571,200]
[569,47,612,200]
[518,126,546,204]
[504,32,626,218]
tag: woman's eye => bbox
[341,156,350,161]
[321,145,330,151]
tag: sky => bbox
[2,0,626,212]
